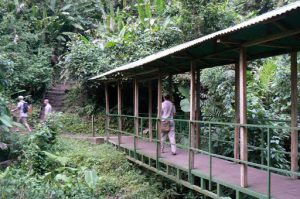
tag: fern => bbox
[259,60,277,88]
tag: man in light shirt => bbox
[161,94,176,155]
[42,99,52,122]
[12,96,32,132]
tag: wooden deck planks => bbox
[108,136,300,199]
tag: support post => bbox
[189,61,196,183]
[156,74,162,169]
[148,81,153,141]
[134,79,139,156]
[105,83,110,141]
[291,51,298,178]
[239,48,248,187]
[195,68,201,149]
[117,81,122,146]
[235,63,240,160]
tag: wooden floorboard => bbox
[109,136,300,199]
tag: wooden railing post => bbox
[239,47,248,187]
[105,83,110,141]
[291,51,298,178]
[117,81,122,147]
[189,61,196,183]
[148,81,153,142]
[235,62,240,160]
[156,74,162,169]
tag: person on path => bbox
[12,96,32,132]
[41,99,52,122]
[161,94,177,155]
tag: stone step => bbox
[45,96,66,101]
[46,90,66,95]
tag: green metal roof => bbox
[90,2,300,81]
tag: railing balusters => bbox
[141,117,144,139]
[261,130,264,166]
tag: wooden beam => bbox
[291,51,298,179]
[258,43,292,49]
[117,81,122,145]
[189,61,196,175]
[157,74,162,164]
[193,28,300,63]
[234,63,240,161]
[134,79,139,147]
[273,22,300,41]
[148,81,153,142]
[124,68,159,78]
[243,28,300,47]
[105,83,110,140]
[239,48,248,188]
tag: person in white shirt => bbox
[161,94,176,155]
[42,99,52,122]
[12,96,32,132]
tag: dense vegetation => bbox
[0,0,299,198]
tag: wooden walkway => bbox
[108,136,300,199]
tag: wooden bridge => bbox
[91,3,300,198]
[106,134,300,199]
[105,115,300,199]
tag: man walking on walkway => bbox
[12,96,32,132]
[161,94,176,155]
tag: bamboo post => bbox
[134,79,139,156]
[105,83,110,141]
[235,63,240,160]
[156,74,162,169]
[189,61,196,183]
[148,81,153,141]
[239,47,248,187]
[117,81,122,146]
[291,51,298,178]
[195,68,201,149]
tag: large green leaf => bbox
[180,98,190,112]
[43,151,69,166]
[84,169,98,189]
[0,114,13,128]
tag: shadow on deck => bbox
[108,136,300,199]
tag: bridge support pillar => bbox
[156,74,162,169]
[105,83,110,141]
[195,68,201,149]
[239,47,248,187]
[148,81,153,142]
[117,81,122,146]
[235,63,240,161]
[134,79,139,158]
[291,51,298,178]
[189,61,196,183]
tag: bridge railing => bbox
[105,113,300,198]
